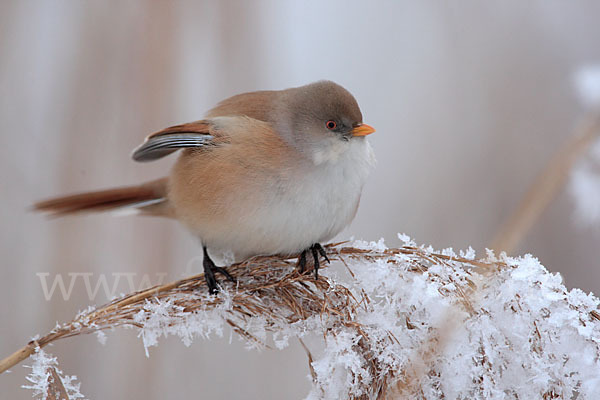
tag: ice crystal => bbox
[122,239,600,398]
[19,238,600,399]
[23,349,85,400]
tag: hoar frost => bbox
[23,349,85,400]
[304,240,600,399]
[128,237,600,398]
[23,236,600,399]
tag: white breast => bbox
[205,138,375,261]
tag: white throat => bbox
[310,136,354,165]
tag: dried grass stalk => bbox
[45,367,70,400]
[5,241,600,399]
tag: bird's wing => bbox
[131,120,216,162]
[205,90,276,122]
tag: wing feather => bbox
[131,120,215,162]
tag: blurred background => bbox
[2,1,600,398]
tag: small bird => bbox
[35,81,376,294]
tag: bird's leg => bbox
[312,243,330,264]
[311,246,320,279]
[311,243,330,279]
[297,243,330,279]
[202,246,235,295]
[298,249,308,273]
[203,247,219,295]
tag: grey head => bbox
[206,80,375,163]
[273,81,375,162]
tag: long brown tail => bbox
[34,178,170,217]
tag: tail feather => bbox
[34,178,169,217]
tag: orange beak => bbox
[351,123,376,137]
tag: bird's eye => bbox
[326,120,337,130]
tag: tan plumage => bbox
[35,81,376,293]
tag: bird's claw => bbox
[297,243,329,279]
[203,247,235,295]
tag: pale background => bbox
[2,1,600,399]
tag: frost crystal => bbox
[23,349,85,399]
[319,242,600,399]
[133,295,230,356]
[20,238,600,399]
[123,239,600,398]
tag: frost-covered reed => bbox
[5,238,600,399]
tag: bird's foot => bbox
[203,247,236,295]
[297,243,330,279]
